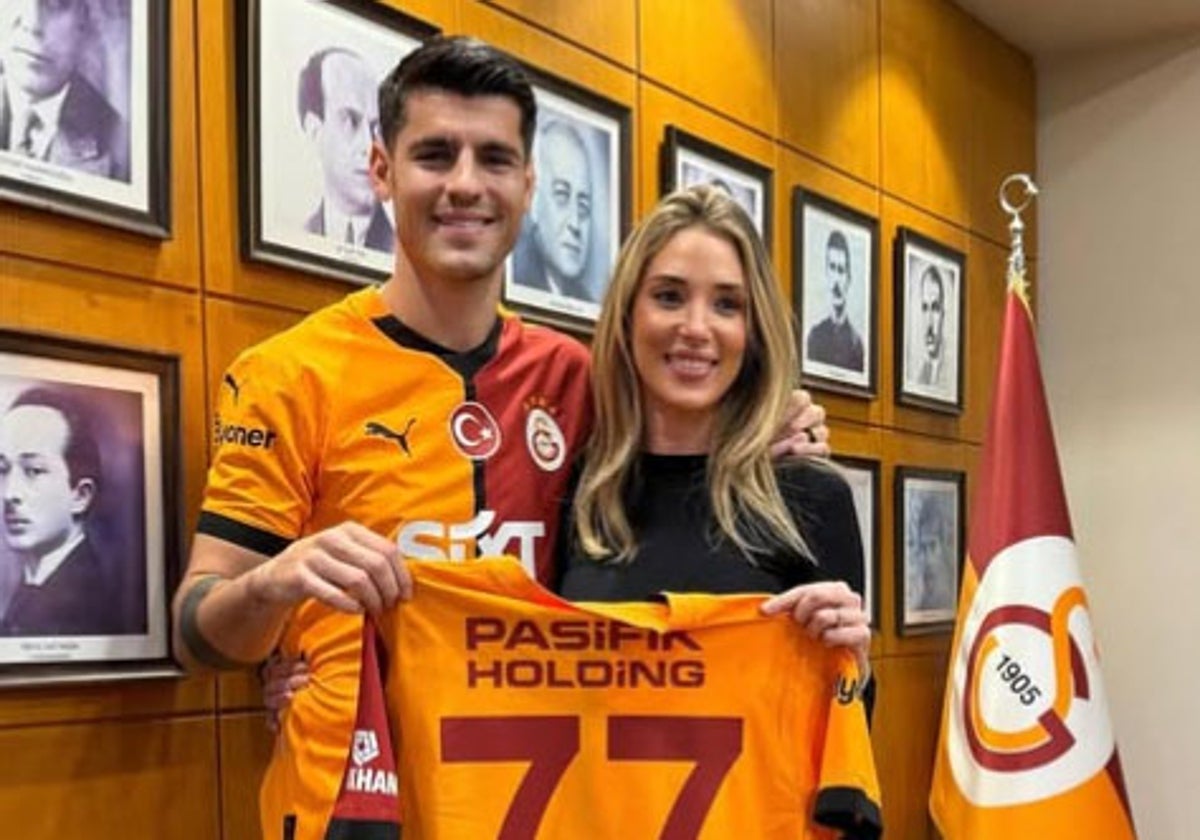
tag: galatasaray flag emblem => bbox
[929,259,1137,838]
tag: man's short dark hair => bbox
[826,229,850,270]
[921,264,945,301]
[297,47,362,125]
[377,36,536,154]
[8,387,102,495]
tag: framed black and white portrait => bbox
[0,330,181,687]
[895,466,964,636]
[834,456,880,629]
[0,0,170,236]
[794,189,878,397]
[895,228,966,413]
[238,0,436,284]
[505,68,630,330]
[661,126,771,246]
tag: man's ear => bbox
[70,478,96,518]
[369,141,391,200]
[301,112,323,144]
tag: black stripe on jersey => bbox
[370,314,502,381]
[196,511,292,558]
[323,819,399,840]
[813,786,883,840]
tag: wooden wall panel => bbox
[640,0,777,135]
[872,652,949,840]
[777,145,883,427]
[481,0,637,68]
[0,0,201,290]
[0,717,219,838]
[776,0,881,185]
[880,0,973,226]
[965,18,1037,252]
[220,712,275,840]
[459,2,638,121]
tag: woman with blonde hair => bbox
[559,185,870,674]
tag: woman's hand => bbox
[760,581,871,678]
[260,653,310,732]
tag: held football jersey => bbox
[342,559,882,839]
[194,288,592,840]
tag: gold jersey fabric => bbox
[195,288,592,840]
[347,559,882,840]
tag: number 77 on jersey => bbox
[356,559,883,839]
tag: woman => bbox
[559,184,870,676]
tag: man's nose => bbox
[447,154,483,198]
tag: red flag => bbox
[929,281,1137,838]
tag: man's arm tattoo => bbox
[178,574,255,670]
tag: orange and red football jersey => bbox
[326,559,881,839]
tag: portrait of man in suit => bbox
[916,264,946,387]
[297,46,393,252]
[0,387,123,637]
[0,0,130,182]
[512,118,597,303]
[806,229,865,373]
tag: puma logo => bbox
[222,373,241,404]
[365,418,416,456]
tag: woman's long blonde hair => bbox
[573,185,811,562]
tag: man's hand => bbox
[771,388,831,459]
[246,521,412,614]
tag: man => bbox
[916,264,946,386]
[806,229,864,371]
[297,46,392,252]
[0,0,129,181]
[0,388,120,636]
[511,118,596,301]
[172,36,829,839]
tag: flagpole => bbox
[999,173,1038,299]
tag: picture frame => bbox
[238,0,437,285]
[505,66,631,332]
[0,330,183,687]
[0,0,171,237]
[895,466,965,636]
[833,456,880,629]
[894,227,966,413]
[794,189,878,397]
[660,125,772,247]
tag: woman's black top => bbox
[557,453,865,602]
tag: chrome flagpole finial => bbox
[999,173,1038,296]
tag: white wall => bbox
[1038,32,1200,840]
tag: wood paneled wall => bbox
[0,1,1034,837]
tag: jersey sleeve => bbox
[812,652,883,839]
[197,347,322,555]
